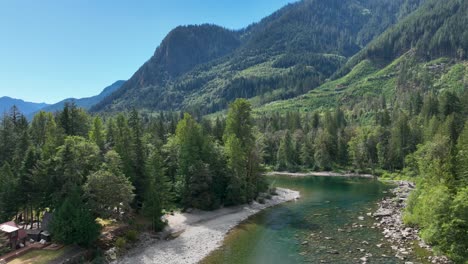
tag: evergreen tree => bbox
[455,122,468,185]
[89,116,105,152]
[175,113,215,209]
[84,152,135,218]
[50,187,100,247]
[129,110,147,207]
[276,130,295,171]
[224,135,247,205]
[0,163,18,222]
[143,150,171,231]
[300,137,314,168]
[314,129,333,170]
[224,99,264,204]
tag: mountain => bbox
[39,80,125,114]
[0,96,49,116]
[92,0,425,114]
[335,0,468,78]
[256,0,467,115]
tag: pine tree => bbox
[175,113,215,209]
[224,99,264,204]
[89,116,105,152]
[224,135,247,205]
[143,150,171,231]
[129,110,147,207]
[276,131,295,171]
[0,163,18,222]
[50,187,100,247]
[455,122,468,185]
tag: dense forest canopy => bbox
[336,0,468,78]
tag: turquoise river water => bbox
[201,175,428,264]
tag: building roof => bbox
[0,221,20,233]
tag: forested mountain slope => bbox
[92,0,424,114]
[258,0,467,115]
[251,1,468,261]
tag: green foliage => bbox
[143,150,171,231]
[125,230,138,242]
[91,0,424,115]
[84,161,135,219]
[58,102,90,137]
[89,116,105,152]
[51,136,101,205]
[0,163,18,222]
[224,99,265,205]
[445,187,468,262]
[50,188,100,247]
[276,131,296,171]
[340,0,468,77]
[455,122,468,185]
[115,237,127,250]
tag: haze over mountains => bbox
[39,80,125,113]
[0,97,49,116]
[1,81,125,118]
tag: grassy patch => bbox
[9,247,67,264]
[96,218,114,227]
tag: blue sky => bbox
[0,0,294,104]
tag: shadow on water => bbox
[201,175,424,264]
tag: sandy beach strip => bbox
[267,171,375,178]
[115,187,300,264]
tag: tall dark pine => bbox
[129,109,147,208]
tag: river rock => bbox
[375,180,453,263]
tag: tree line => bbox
[0,99,266,248]
[255,88,468,262]
[0,88,466,260]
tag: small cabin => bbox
[0,222,27,249]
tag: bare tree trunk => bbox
[30,206,33,229]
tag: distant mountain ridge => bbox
[0,96,49,116]
[39,80,125,114]
[91,0,425,114]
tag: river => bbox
[201,175,427,264]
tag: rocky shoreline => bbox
[111,188,300,264]
[373,181,451,264]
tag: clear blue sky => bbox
[0,0,294,104]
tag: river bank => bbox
[373,180,452,264]
[267,171,375,178]
[113,188,300,264]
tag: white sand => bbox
[116,188,300,264]
[267,171,375,178]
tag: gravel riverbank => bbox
[373,181,452,264]
[113,188,300,264]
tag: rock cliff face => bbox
[374,181,451,264]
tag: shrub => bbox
[115,237,127,250]
[125,230,138,242]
